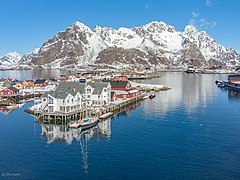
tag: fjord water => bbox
[1,72,240,179]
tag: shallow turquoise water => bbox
[0,72,240,179]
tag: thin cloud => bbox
[188,11,217,31]
[192,12,199,18]
[206,0,212,7]
[145,4,149,9]
[199,18,217,30]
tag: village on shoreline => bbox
[0,69,169,126]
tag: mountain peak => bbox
[184,25,198,33]
[2,21,239,70]
[5,52,22,60]
[70,21,91,32]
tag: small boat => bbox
[99,112,113,119]
[80,118,99,130]
[68,118,98,129]
[185,67,195,74]
[149,94,156,99]
[143,95,149,99]
[16,103,25,108]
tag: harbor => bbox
[1,71,240,179]
[0,69,171,132]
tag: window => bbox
[49,97,53,104]
[66,106,70,112]
[87,88,91,94]
[104,88,107,92]
[48,106,53,112]
[87,95,90,99]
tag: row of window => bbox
[0,91,12,95]
[59,105,81,112]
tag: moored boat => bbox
[80,118,99,130]
[185,67,195,74]
[99,112,113,119]
[143,95,149,99]
[68,118,99,129]
[149,94,155,99]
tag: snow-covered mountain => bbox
[0,52,22,69]
[4,21,240,69]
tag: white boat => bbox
[99,112,113,119]
[143,95,149,99]
[68,118,99,129]
[80,118,99,130]
[16,103,25,108]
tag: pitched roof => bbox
[87,82,109,94]
[34,79,47,84]
[109,80,129,89]
[42,82,85,99]
[8,86,19,92]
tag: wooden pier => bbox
[216,80,240,91]
[28,94,144,124]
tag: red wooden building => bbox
[113,76,128,81]
[109,81,132,91]
[34,79,48,87]
[0,87,20,97]
[114,90,141,100]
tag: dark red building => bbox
[113,76,128,81]
[109,81,132,91]
[34,79,48,87]
[0,87,19,97]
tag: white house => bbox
[85,82,111,107]
[41,82,85,113]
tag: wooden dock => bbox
[216,81,240,91]
[27,94,144,124]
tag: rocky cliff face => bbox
[2,21,240,69]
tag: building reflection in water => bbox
[41,118,111,145]
[39,101,140,173]
[40,119,111,173]
[228,89,240,101]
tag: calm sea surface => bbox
[0,71,240,180]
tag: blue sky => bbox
[0,0,239,56]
